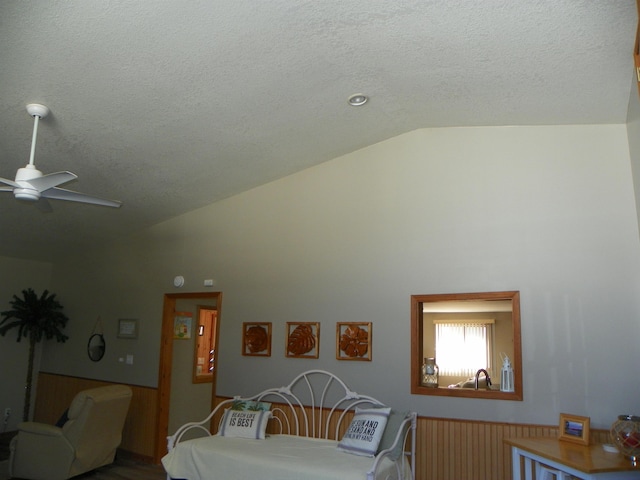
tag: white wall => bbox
[43,124,640,429]
[0,256,53,429]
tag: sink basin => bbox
[447,379,500,390]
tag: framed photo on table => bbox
[558,413,590,445]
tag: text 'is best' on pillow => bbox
[218,409,271,440]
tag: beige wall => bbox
[0,255,52,430]
[36,124,640,432]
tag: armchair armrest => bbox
[18,421,65,437]
[10,422,75,480]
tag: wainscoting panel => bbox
[34,372,157,460]
[416,416,609,480]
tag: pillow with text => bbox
[337,407,391,457]
[218,409,271,439]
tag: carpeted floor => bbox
[0,434,165,480]
[0,457,165,480]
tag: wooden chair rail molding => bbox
[34,374,612,480]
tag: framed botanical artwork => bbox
[558,413,590,445]
[286,322,319,358]
[117,318,138,339]
[242,322,272,356]
[336,322,372,361]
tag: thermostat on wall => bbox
[173,276,185,287]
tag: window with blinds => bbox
[434,319,494,377]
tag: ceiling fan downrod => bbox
[26,104,49,168]
[13,104,50,201]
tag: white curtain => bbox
[435,322,492,377]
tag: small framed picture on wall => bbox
[173,312,193,339]
[117,319,138,339]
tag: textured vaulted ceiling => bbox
[0,1,637,262]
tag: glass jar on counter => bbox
[421,357,439,388]
[611,414,640,463]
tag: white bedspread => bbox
[162,434,406,480]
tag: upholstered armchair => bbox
[9,384,132,480]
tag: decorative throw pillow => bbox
[377,409,410,460]
[229,399,272,411]
[337,406,391,457]
[55,408,70,428]
[218,409,271,439]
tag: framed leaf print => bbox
[336,322,371,361]
[242,322,272,356]
[286,322,319,358]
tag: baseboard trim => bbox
[116,447,155,465]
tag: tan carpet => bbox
[0,458,165,480]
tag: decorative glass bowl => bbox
[610,415,640,462]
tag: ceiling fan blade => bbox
[42,187,122,208]
[0,176,19,188]
[27,171,77,192]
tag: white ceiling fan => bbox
[0,103,122,212]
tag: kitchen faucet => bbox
[474,369,492,390]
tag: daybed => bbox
[162,369,417,480]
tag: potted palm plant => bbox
[0,288,69,421]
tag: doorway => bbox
[155,291,222,462]
[192,306,218,383]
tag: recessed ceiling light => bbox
[348,93,368,106]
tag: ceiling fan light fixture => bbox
[14,188,40,202]
[348,93,368,106]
